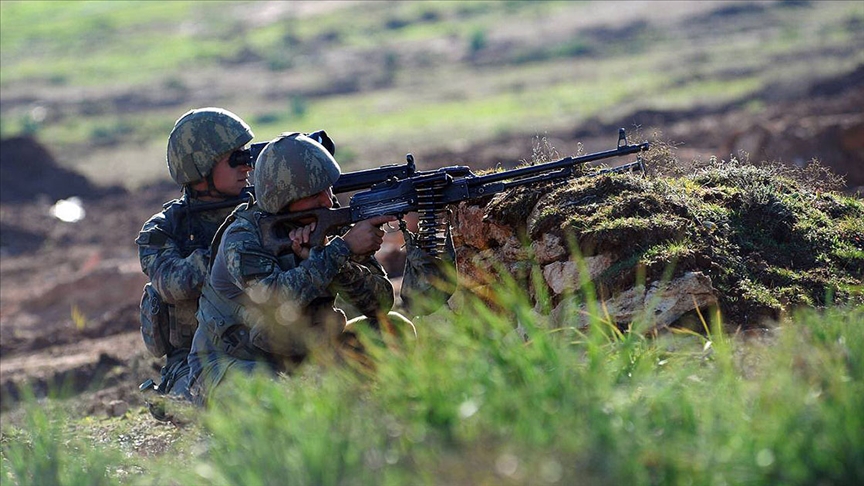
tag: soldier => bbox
[188,132,414,401]
[136,107,255,402]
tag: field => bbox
[1,1,863,484]
[2,1,862,187]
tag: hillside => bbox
[1,1,862,188]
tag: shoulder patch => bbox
[240,252,276,280]
[136,228,170,247]
[239,250,277,279]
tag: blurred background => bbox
[1,0,862,193]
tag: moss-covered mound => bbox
[482,158,863,328]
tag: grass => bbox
[247,67,668,151]
[0,1,205,86]
[2,278,863,485]
[0,1,556,87]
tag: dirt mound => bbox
[0,135,124,203]
[451,158,863,330]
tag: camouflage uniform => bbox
[189,133,408,400]
[189,204,397,393]
[136,198,236,396]
[136,107,254,400]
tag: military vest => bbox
[137,196,234,352]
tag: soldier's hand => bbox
[289,222,316,260]
[342,215,396,257]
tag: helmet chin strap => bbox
[187,173,234,200]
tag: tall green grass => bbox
[1,394,123,485]
[3,275,862,485]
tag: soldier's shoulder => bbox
[161,197,192,218]
[141,197,187,225]
[136,219,173,248]
[224,210,260,236]
[136,197,188,247]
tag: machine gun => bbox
[260,129,649,256]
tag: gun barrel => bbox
[474,141,648,186]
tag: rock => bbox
[542,254,612,295]
[456,248,498,286]
[498,236,529,262]
[451,201,518,251]
[532,233,567,265]
[486,219,516,248]
[549,271,718,331]
[107,399,129,417]
[452,203,490,249]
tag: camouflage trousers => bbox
[192,311,416,405]
[139,347,196,421]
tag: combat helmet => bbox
[254,132,341,213]
[167,107,254,185]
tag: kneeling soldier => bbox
[189,133,414,401]
[136,107,254,403]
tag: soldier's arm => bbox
[223,219,354,308]
[137,218,209,303]
[330,258,395,318]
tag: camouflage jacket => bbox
[136,195,236,350]
[196,203,394,363]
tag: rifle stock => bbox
[259,206,354,254]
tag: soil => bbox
[1,47,862,459]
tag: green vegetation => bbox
[1,3,862,482]
[3,150,862,481]
[3,288,863,485]
[510,157,864,326]
[0,1,220,86]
